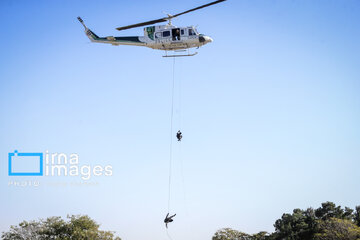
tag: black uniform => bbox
[164,213,176,228]
[176,131,182,141]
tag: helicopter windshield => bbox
[188,27,198,36]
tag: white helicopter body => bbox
[78,0,224,57]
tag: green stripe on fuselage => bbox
[97,36,142,43]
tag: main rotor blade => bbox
[172,0,226,18]
[115,0,226,31]
[116,18,167,31]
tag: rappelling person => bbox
[176,130,182,141]
[164,213,176,228]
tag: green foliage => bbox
[315,202,348,221]
[354,206,360,227]
[212,228,270,240]
[273,207,316,240]
[251,231,271,240]
[213,202,360,240]
[272,202,360,240]
[212,228,252,240]
[1,215,121,240]
[315,218,360,240]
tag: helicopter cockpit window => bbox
[188,28,196,36]
[163,31,170,37]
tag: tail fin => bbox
[77,17,86,28]
[77,16,99,41]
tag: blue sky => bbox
[0,0,360,239]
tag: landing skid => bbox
[163,50,198,57]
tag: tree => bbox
[354,206,360,227]
[212,228,252,240]
[2,215,121,240]
[212,228,271,240]
[273,208,316,240]
[213,202,360,240]
[315,202,345,221]
[1,221,42,240]
[314,202,360,223]
[272,202,360,240]
[251,231,271,240]
[315,218,360,240]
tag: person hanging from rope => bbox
[164,213,176,228]
[176,130,182,141]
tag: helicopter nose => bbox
[199,35,213,43]
[205,36,213,43]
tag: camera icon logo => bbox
[8,150,43,176]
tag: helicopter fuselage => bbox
[83,23,213,51]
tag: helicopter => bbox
[78,0,226,57]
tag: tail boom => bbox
[77,16,146,47]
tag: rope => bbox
[178,59,182,131]
[179,139,188,215]
[177,60,188,216]
[166,228,174,240]
[168,57,176,213]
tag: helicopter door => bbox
[172,28,181,41]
